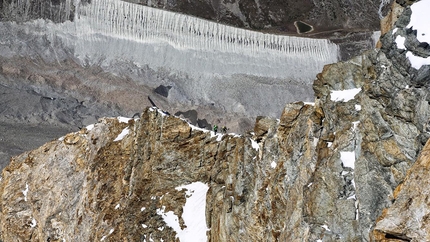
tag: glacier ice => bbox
[0,0,340,118]
[72,0,339,81]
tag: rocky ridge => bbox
[1,0,430,241]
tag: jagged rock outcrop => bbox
[373,139,430,241]
[1,0,429,241]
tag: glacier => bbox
[0,0,340,118]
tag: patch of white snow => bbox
[395,35,406,50]
[188,123,210,133]
[340,151,355,169]
[352,121,360,131]
[117,117,132,123]
[406,51,430,69]
[403,0,430,69]
[86,124,95,131]
[115,204,120,209]
[321,224,331,231]
[355,105,361,111]
[250,138,259,151]
[30,218,37,228]
[22,183,29,202]
[330,88,361,102]
[271,161,277,168]
[142,224,148,228]
[158,182,210,242]
[407,0,430,44]
[114,127,130,142]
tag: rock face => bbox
[0,0,388,34]
[373,139,430,241]
[128,0,387,34]
[1,0,430,241]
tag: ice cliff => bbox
[0,0,339,121]
[1,1,430,241]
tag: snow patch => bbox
[395,35,406,50]
[250,138,259,151]
[271,161,277,168]
[30,218,37,228]
[141,207,146,212]
[142,224,148,228]
[352,121,360,131]
[355,105,361,111]
[406,51,430,70]
[114,127,130,141]
[399,0,430,69]
[86,124,95,131]
[158,182,209,242]
[22,183,29,202]
[115,204,120,209]
[157,109,169,117]
[321,224,331,231]
[188,123,210,133]
[101,229,114,241]
[117,117,132,123]
[407,0,430,44]
[307,182,313,187]
[340,151,355,169]
[330,88,361,102]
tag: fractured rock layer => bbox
[1,0,430,241]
